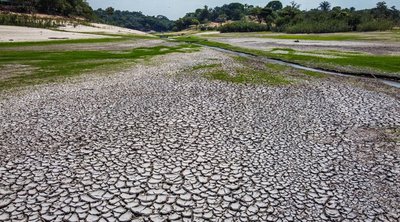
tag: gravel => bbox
[0,48,399,221]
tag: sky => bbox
[87,0,400,20]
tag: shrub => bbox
[0,13,81,29]
[284,20,351,33]
[357,20,394,32]
[218,21,270,33]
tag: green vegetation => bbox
[93,8,174,32]
[265,63,288,72]
[284,20,351,34]
[177,1,400,33]
[269,48,400,74]
[0,44,200,90]
[302,70,327,78]
[194,53,291,86]
[3,1,399,34]
[174,36,400,76]
[205,68,290,85]
[356,20,394,32]
[218,21,270,33]
[192,63,220,70]
[0,12,85,28]
[0,0,94,18]
[0,1,175,32]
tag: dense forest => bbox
[93,8,174,32]
[1,0,400,33]
[0,0,174,31]
[0,0,94,18]
[177,1,400,33]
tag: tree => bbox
[250,6,263,23]
[105,7,114,15]
[198,5,211,22]
[376,1,387,11]
[290,1,300,9]
[215,14,227,23]
[319,1,331,11]
[260,7,274,25]
[266,1,283,11]
[13,0,37,13]
[373,1,390,19]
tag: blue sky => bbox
[87,0,400,20]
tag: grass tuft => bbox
[205,68,291,85]
[302,70,327,78]
[192,63,221,70]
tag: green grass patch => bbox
[0,44,200,91]
[192,63,220,70]
[302,70,327,78]
[269,48,400,74]
[265,63,289,72]
[205,68,291,85]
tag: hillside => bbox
[93,8,174,32]
[0,0,94,18]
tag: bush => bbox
[284,20,351,33]
[357,20,394,32]
[218,21,270,33]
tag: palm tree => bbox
[319,1,331,11]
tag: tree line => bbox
[176,1,400,33]
[1,0,400,33]
[93,8,174,32]
[0,0,94,18]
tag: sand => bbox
[0,25,109,42]
[57,23,147,35]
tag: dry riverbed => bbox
[0,48,399,221]
[207,36,400,55]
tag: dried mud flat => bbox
[0,49,399,221]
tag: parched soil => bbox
[0,49,399,221]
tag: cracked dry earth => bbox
[0,48,399,221]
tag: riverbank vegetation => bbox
[93,8,174,32]
[176,1,400,33]
[2,1,399,33]
[0,0,94,18]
